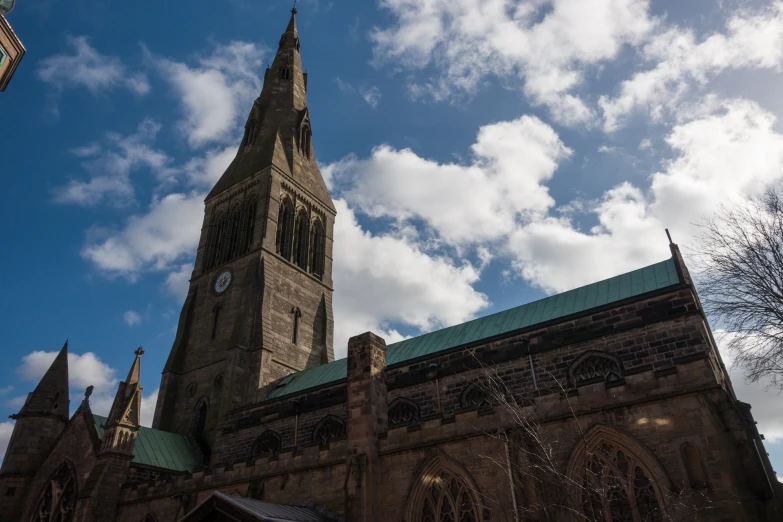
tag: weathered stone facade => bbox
[1,8,781,522]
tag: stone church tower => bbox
[1,8,781,522]
[151,7,335,459]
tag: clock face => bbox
[214,271,232,293]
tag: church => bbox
[1,8,781,522]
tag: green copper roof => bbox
[266,257,681,398]
[93,415,203,472]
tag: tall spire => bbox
[19,340,70,418]
[206,8,334,211]
[102,347,143,456]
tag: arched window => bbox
[32,461,78,522]
[194,400,208,437]
[300,124,312,159]
[292,307,301,344]
[566,426,668,522]
[293,208,310,270]
[388,398,420,427]
[682,443,709,489]
[280,66,291,80]
[276,196,295,261]
[310,218,325,279]
[405,455,482,522]
[240,196,257,255]
[569,351,623,386]
[204,212,226,272]
[252,431,282,459]
[460,381,491,410]
[223,207,241,264]
[313,415,345,447]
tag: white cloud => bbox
[55,119,176,207]
[37,35,149,96]
[183,145,237,188]
[81,192,204,279]
[154,41,266,147]
[0,421,14,464]
[328,115,570,246]
[165,263,193,302]
[600,3,783,131]
[371,0,655,125]
[507,98,783,292]
[124,310,142,327]
[360,85,382,108]
[331,199,489,357]
[140,389,159,428]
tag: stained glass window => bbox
[32,462,77,522]
[581,443,662,522]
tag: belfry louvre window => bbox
[276,197,295,261]
[32,461,77,522]
[203,197,257,272]
[293,208,310,270]
[310,218,325,279]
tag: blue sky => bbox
[2,0,783,477]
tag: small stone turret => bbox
[0,341,70,522]
[76,347,143,522]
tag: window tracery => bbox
[460,381,491,410]
[203,196,258,273]
[32,461,77,522]
[313,415,345,447]
[579,442,663,522]
[570,352,623,386]
[252,431,282,459]
[406,457,482,522]
[388,398,419,426]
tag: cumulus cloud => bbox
[55,119,176,207]
[165,263,193,302]
[328,115,570,246]
[37,36,149,97]
[371,0,655,125]
[360,86,382,108]
[153,41,266,147]
[600,2,783,131]
[124,310,142,327]
[331,199,490,356]
[508,98,783,292]
[82,192,203,279]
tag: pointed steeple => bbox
[100,348,143,456]
[19,340,70,419]
[206,7,334,211]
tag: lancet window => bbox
[203,196,257,273]
[313,415,345,447]
[300,123,312,159]
[407,459,481,522]
[32,461,77,522]
[293,208,310,270]
[252,431,282,459]
[276,196,295,261]
[310,218,325,279]
[682,443,709,489]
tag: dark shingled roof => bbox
[93,414,203,472]
[182,491,336,521]
[266,256,682,399]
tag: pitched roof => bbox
[266,256,682,399]
[182,491,335,522]
[92,414,203,472]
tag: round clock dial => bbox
[214,271,232,293]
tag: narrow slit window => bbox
[292,307,301,344]
[211,305,221,340]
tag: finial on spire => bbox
[665,228,673,245]
[292,0,297,14]
[135,346,144,357]
[84,385,93,401]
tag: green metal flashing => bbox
[265,257,682,398]
[92,415,203,472]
